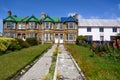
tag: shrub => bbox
[8,40,21,51]
[15,38,30,49]
[26,38,38,46]
[76,36,87,46]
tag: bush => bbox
[26,38,38,46]
[8,40,21,51]
[16,38,30,49]
[76,36,87,46]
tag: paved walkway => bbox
[19,44,57,80]
[54,45,85,80]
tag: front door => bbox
[55,34,58,43]
[60,34,63,43]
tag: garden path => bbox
[19,44,57,80]
[54,45,85,80]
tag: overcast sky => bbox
[0,0,120,32]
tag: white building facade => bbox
[78,19,120,42]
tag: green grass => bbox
[0,44,52,80]
[65,44,120,80]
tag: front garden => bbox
[0,37,52,80]
[65,35,120,80]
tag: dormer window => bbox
[29,22,35,29]
[45,22,50,29]
[68,22,74,29]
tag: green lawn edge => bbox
[65,44,120,80]
[0,44,52,80]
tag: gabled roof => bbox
[3,16,16,21]
[25,15,39,22]
[60,16,77,22]
[43,16,54,22]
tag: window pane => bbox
[113,28,117,32]
[12,23,15,29]
[6,32,10,37]
[29,22,34,29]
[60,24,62,30]
[6,22,11,29]
[46,22,49,29]
[69,22,74,29]
[99,28,104,32]
[87,27,91,32]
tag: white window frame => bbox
[68,22,74,29]
[45,33,52,41]
[29,33,35,38]
[6,22,11,29]
[67,34,75,41]
[6,32,10,37]
[29,22,35,29]
[45,22,50,29]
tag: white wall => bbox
[78,27,119,41]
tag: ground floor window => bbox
[86,36,92,44]
[29,33,35,38]
[11,33,15,38]
[67,34,75,41]
[6,32,10,37]
[45,33,52,41]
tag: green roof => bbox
[4,16,16,21]
[3,15,59,22]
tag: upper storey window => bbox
[55,23,62,30]
[45,22,51,29]
[18,23,26,29]
[99,28,104,32]
[68,22,74,29]
[113,27,117,32]
[29,22,35,29]
[6,22,15,29]
[87,27,91,32]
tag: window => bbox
[29,22,34,29]
[45,33,52,41]
[6,32,10,37]
[55,23,59,29]
[99,28,104,32]
[86,36,92,44]
[29,33,35,38]
[11,33,15,38]
[68,22,74,29]
[113,28,117,32]
[6,22,11,29]
[18,24,26,29]
[12,23,15,29]
[55,23,62,30]
[60,24,62,30]
[87,27,91,32]
[45,22,50,29]
[67,34,75,41]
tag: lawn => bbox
[65,44,120,80]
[0,44,52,80]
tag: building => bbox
[3,11,78,44]
[78,19,120,43]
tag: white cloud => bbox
[90,16,100,19]
[68,12,83,19]
[118,3,120,10]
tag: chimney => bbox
[41,12,46,20]
[13,15,17,17]
[8,11,12,16]
[73,13,78,19]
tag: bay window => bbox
[67,34,75,41]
